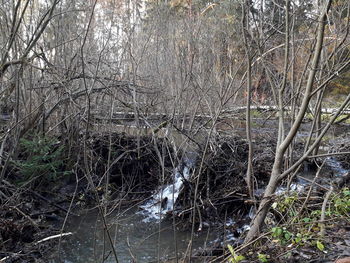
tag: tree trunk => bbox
[244,152,283,242]
[244,0,333,243]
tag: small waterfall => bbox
[325,157,348,177]
[139,155,195,222]
[275,182,305,195]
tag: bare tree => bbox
[244,0,350,242]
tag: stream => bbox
[51,120,349,262]
[52,157,348,263]
[53,154,221,263]
[54,207,218,263]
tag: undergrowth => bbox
[13,135,70,184]
[227,187,350,262]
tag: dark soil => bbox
[88,133,176,198]
[0,186,64,262]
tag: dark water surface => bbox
[51,207,219,263]
[51,120,349,262]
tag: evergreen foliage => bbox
[14,135,69,183]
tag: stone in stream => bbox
[161,197,168,209]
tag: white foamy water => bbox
[325,157,348,176]
[275,182,305,195]
[275,157,348,196]
[139,157,195,222]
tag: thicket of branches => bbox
[1,0,349,134]
[1,0,350,252]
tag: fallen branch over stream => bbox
[36,232,73,244]
[91,105,350,123]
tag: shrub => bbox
[14,135,69,183]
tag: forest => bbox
[0,0,350,262]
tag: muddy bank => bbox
[0,183,67,262]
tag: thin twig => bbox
[299,161,326,214]
[320,186,333,237]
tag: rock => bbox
[336,257,350,263]
[161,197,168,209]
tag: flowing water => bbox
[55,157,349,262]
[52,154,220,262]
[53,120,349,262]
[54,207,218,263]
[325,157,349,177]
[138,155,195,222]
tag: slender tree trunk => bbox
[244,0,333,243]
[242,0,254,200]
